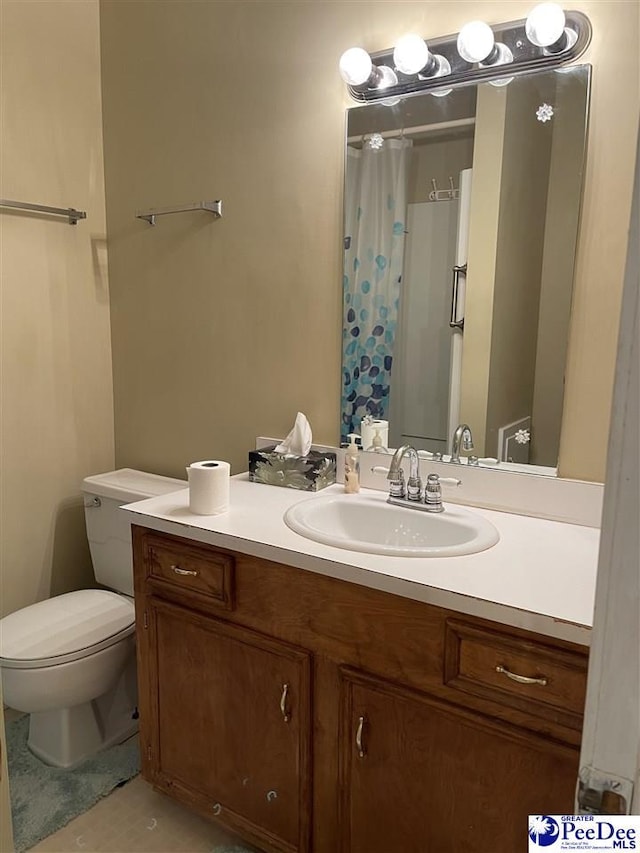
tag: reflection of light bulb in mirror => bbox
[526,3,566,47]
[372,65,399,89]
[489,75,514,87]
[431,86,453,98]
[457,21,495,63]
[339,48,373,85]
[393,34,430,75]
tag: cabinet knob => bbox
[496,664,548,686]
[280,683,291,722]
[355,715,367,758]
[212,802,222,816]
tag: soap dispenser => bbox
[367,428,384,452]
[344,433,361,494]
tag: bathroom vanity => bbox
[125,477,598,853]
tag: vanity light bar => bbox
[341,9,591,102]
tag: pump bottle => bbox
[344,433,361,494]
[366,428,385,452]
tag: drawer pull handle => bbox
[280,683,291,722]
[496,665,548,686]
[355,715,366,758]
[171,564,199,577]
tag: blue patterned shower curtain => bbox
[341,138,412,443]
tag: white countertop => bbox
[122,474,600,646]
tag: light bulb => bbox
[526,3,566,47]
[457,21,495,63]
[339,47,373,86]
[393,34,430,75]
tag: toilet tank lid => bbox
[0,590,134,661]
[82,468,186,503]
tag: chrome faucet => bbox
[384,445,461,512]
[451,424,474,463]
[387,445,422,501]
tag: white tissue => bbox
[275,412,313,456]
[186,460,230,515]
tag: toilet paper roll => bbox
[361,420,389,451]
[186,460,230,515]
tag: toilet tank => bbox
[83,469,186,597]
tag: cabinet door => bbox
[141,597,311,853]
[339,668,578,853]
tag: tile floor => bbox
[4,709,260,853]
[28,774,262,853]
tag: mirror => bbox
[341,65,590,475]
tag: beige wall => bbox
[409,132,475,204]
[485,80,554,458]
[459,85,507,452]
[533,74,591,467]
[100,0,639,483]
[0,0,114,617]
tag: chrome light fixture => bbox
[339,7,591,102]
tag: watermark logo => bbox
[529,816,560,847]
[528,815,640,851]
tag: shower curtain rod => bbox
[347,117,475,144]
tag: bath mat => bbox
[6,715,140,852]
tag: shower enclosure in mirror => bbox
[341,65,590,473]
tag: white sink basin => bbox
[283,493,499,558]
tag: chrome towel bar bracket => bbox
[135,199,222,226]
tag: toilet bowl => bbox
[0,469,185,768]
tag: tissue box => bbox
[248,445,337,491]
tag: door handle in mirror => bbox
[450,263,466,330]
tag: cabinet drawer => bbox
[444,620,587,731]
[144,531,234,610]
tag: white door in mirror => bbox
[283,493,499,557]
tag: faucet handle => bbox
[436,476,462,487]
[371,464,410,499]
[387,467,406,499]
[417,449,442,461]
[424,474,443,512]
[424,473,461,512]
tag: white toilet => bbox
[0,468,184,769]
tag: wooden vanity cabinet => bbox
[339,668,580,853]
[132,525,588,853]
[134,531,312,853]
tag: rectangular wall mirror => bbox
[341,65,591,476]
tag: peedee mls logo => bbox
[529,815,639,851]
[529,816,560,847]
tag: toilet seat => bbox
[0,589,135,670]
